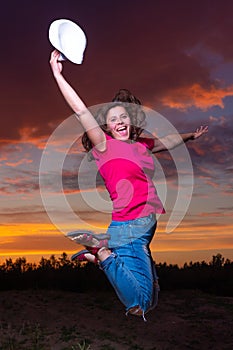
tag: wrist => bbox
[190,133,195,140]
[53,71,64,83]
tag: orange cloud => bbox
[18,127,48,150]
[199,211,233,217]
[0,222,107,264]
[0,123,84,158]
[209,115,227,126]
[204,180,220,189]
[151,221,233,255]
[210,144,227,153]
[196,166,214,176]
[5,159,33,167]
[161,84,233,110]
[0,220,233,266]
[188,142,206,156]
[0,128,49,151]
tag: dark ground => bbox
[0,288,233,350]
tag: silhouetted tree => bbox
[0,253,232,295]
[210,253,225,268]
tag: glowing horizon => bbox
[1,221,233,266]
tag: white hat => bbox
[48,19,87,64]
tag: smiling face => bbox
[106,106,131,141]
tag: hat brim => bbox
[48,19,87,64]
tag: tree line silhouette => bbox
[0,253,232,296]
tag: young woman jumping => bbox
[49,50,208,320]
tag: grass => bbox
[71,340,91,350]
[0,321,47,350]
[0,289,232,350]
[60,325,80,342]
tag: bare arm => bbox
[152,126,208,153]
[49,50,106,151]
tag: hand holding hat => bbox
[48,19,87,64]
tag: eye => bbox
[110,117,117,122]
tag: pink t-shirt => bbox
[92,133,165,221]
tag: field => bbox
[0,288,232,350]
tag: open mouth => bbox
[116,125,128,136]
[117,126,127,131]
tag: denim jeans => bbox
[100,213,159,319]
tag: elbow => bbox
[74,106,89,118]
[152,145,168,153]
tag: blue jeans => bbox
[100,214,159,319]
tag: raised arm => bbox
[49,50,106,151]
[152,126,208,153]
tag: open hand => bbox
[193,125,208,139]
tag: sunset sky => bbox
[1,0,233,266]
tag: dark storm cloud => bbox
[1,0,233,207]
[1,0,233,141]
[0,167,39,195]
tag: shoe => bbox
[128,306,143,316]
[66,230,110,254]
[67,230,110,241]
[71,249,98,264]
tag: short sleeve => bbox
[138,137,154,151]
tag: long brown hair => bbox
[112,88,142,105]
[82,89,146,152]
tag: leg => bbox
[68,227,113,265]
[71,248,113,264]
[71,250,99,264]
[100,214,159,317]
[100,251,146,313]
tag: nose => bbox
[118,116,125,124]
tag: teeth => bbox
[117,126,126,131]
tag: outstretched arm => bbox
[49,50,106,150]
[152,126,208,153]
